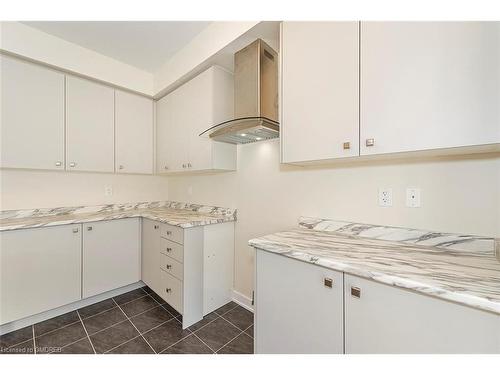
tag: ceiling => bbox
[22,21,212,73]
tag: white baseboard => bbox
[0,281,145,335]
[231,289,254,312]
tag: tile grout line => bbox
[112,297,158,354]
[32,325,36,354]
[158,332,196,354]
[77,310,96,354]
[215,331,246,354]
[191,331,215,353]
[102,334,141,354]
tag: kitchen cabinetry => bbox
[254,249,344,354]
[280,21,360,163]
[156,66,236,173]
[142,218,162,293]
[82,218,141,298]
[360,22,500,155]
[0,225,82,325]
[0,55,65,170]
[254,250,500,354]
[142,220,234,329]
[344,274,500,354]
[65,76,115,172]
[115,90,154,174]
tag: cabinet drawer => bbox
[161,223,183,244]
[160,269,183,314]
[160,253,184,281]
[160,238,183,263]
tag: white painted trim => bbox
[0,281,144,335]
[232,289,254,312]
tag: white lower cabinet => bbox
[0,225,82,325]
[255,250,500,354]
[82,218,141,298]
[255,249,344,354]
[344,274,500,354]
[142,220,234,329]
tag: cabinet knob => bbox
[365,138,375,147]
[324,278,333,288]
[55,161,62,167]
[166,264,172,270]
[166,247,172,252]
[182,164,186,169]
[72,228,79,233]
[166,231,172,235]
[164,166,169,170]
[351,286,361,298]
[69,162,76,167]
[187,163,192,168]
[165,288,172,293]
[119,165,124,170]
[154,225,159,229]
[343,142,350,150]
[87,226,93,231]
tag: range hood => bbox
[200,39,279,144]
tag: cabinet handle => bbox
[119,165,124,170]
[351,286,361,298]
[72,228,79,233]
[166,231,172,235]
[87,226,93,231]
[182,164,186,169]
[69,162,76,167]
[324,278,333,288]
[187,163,192,168]
[55,161,62,167]
[164,166,169,170]
[343,142,350,150]
[166,264,172,270]
[154,225,159,229]
[166,247,172,252]
[165,288,172,293]
[365,138,375,147]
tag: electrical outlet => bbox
[104,185,113,196]
[378,188,393,207]
[406,188,421,208]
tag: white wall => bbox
[0,22,154,95]
[0,169,169,210]
[168,140,500,298]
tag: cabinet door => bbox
[345,274,500,353]
[141,219,161,294]
[66,76,114,172]
[156,91,187,172]
[255,249,344,353]
[83,219,140,298]
[115,90,153,174]
[361,22,500,155]
[0,55,65,170]
[0,225,81,324]
[281,22,360,163]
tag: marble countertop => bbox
[0,201,237,231]
[249,218,500,315]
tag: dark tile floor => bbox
[0,286,254,354]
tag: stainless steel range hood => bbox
[200,39,279,144]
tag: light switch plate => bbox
[406,188,421,208]
[378,188,393,207]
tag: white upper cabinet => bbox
[66,76,114,172]
[156,66,236,173]
[1,55,65,170]
[115,90,154,174]
[281,22,360,163]
[360,22,500,155]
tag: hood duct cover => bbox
[200,39,279,144]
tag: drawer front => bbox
[160,269,183,314]
[160,253,184,281]
[161,223,183,245]
[160,238,183,263]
